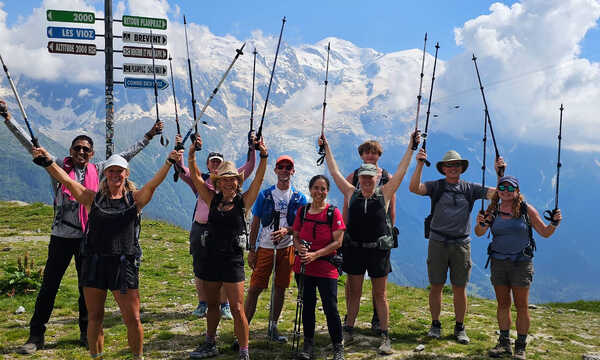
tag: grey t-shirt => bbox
[425,179,488,244]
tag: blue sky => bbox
[5,0,597,61]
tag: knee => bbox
[228,302,245,319]
[247,287,263,298]
[88,309,105,323]
[122,312,142,328]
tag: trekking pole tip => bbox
[183,14,187,23]
[424,32,428,40]
[472,53,477,61]
[282,16,286,22]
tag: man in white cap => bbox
[409,148,504,344]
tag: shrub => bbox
[0,252,43,296]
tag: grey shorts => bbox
[427,240,471,286]
[490,258,534,287]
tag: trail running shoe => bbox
[192,302,207,318]
[377,333,393,355]
[454,326,470,344]
[513,341,527,360]
[427,325,442,339]
[488,337,512,357]
[342,325,355,345]
[16,336,44,355]
[220,303,233,320]
[332,343,345,360]
[268,326,288,343]
[190,341,218,359]
[296,338,313,360]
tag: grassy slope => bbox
[0,202,598,359]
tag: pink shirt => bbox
[292,204,345,279]
[178,151,255,224]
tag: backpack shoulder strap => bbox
[430,179,446,214]
[380,169,390,185]
[300,203,311,227]
[352,169,359,187]
[326,204,337,226]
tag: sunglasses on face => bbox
[443,162,462,168]
[276,165,293,171]
[498,185,517,192]
[72,145,92,153]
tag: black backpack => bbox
[298,204,343,275]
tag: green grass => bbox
[0,201,599,359]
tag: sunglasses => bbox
[72,145,92,153]
[443,162,462,168]
[498,185,517,192]
[276,164,293,171]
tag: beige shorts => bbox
[490,258,534,287]
[427,240,471,286]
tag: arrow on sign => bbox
[124,77,169,90]
[122,31,167,45]
[47,26,95,40]
[48,41,96,55]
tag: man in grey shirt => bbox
[1,99,162,354]
[409,148,504,345]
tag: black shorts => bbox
[190,222,209,277]
[196,248,245,283]
[80,254,139,291]
[341,247,391,278]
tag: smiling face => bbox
[207,158,223,173]
[498,181,519,202]
[69,139,94,167]
[358,174,376,194]
[104,166,128,190]
[442,161,463,181]
[360,150,381,165]
[309,177,329,204]
[274,160,294,186]
[217,176,239,196]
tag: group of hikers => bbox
[1,98,562,360]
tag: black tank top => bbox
[347,188,387,243]
[208,192,245,253]
[86,191,140,256]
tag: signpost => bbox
[122,31,167,45]
[47,10,95,24]
[47,26,95,40]
[48,41,96,55]
[122,15,167,30]
[123,46,167,60]
[123,63,167,76]
[124,77,169,90]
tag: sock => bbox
[239,346,249,357]
[500,329,510,339]
[517,333,527,344]
[432,320,441,328]
[199,301,206,306]
[206,334,216,344]
[455,322,464,330]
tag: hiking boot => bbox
[192,302,208,318]
[371,313,381,335]
[220,303,233,320]
[454,326,470,344]
[17,335,44,355]
[268,326,288,343]
[332,343,344,360]
[377,333,393,355]
[513,341,526,360]
[427,325,442,339]
[342,325,354,345]
[296,338,313,360]
[488,337,512,357]
[79,332,89,349]
[190,341,219,359]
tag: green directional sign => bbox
[47,10,95,24]
[122,15,167,30]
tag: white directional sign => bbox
[123,63,167,76]
[122,31,167,45]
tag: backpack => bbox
[260,186,303,228]
[298,203,343,275]
[344,188,399,250]
[424,179,475,239]
[484,201,536,268]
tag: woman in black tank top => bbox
[32,146,181,360]
[187,137,269,360]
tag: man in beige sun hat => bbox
[409,148,505,345]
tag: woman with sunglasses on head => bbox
[29,145,180,360]
[174,133,257,321]
[293,175,345,360]
[187,136,268,360]
[475,176,562,360]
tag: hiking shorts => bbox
[427,239,471,286]
[490,258,534,287]
[342,247,391,278]
[190,222,209,278]
[80,255,139,291]
[249,246,294,289]
[196,249,245,283]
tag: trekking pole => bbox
[256,17,286,142]
[268,211,281,345]
[472,54,504,176]
[419,42,440,167]
[150,30,168,148]
[168,55,186,182]
[317,42,331,166]
[479,106,489,226]
[412,33,427,150]
[292,239,310,355]
[183,15,201,151]
[0,53,48,166]
[180,39,246,147]
[544,104,564,221]
[248,48,257,148]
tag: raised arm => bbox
[528,204,561,238]
[409,148,428,195]
[133,150,180,210]
[320,136,355,198]
[242,139,268,211]
[239,135,257,179]
[2,100,38,155]
[187,138,215,207]
[381,131,419,203]
[32,146,95,209]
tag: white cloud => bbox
[78,88,90,97]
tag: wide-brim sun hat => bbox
[357,163,378,177]
[436,150,469,175]
[209,161,244,185]
[104,154,129,170]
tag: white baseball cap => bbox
[104,154,129,170]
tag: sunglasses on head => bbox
[276,164,293,171]
[72,145,92,153]
[443,162,462,168]
[498,184,517,192]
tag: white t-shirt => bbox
[258,186,293,249]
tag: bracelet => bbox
[260,152,268,158]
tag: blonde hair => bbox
[486,191,525,218]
